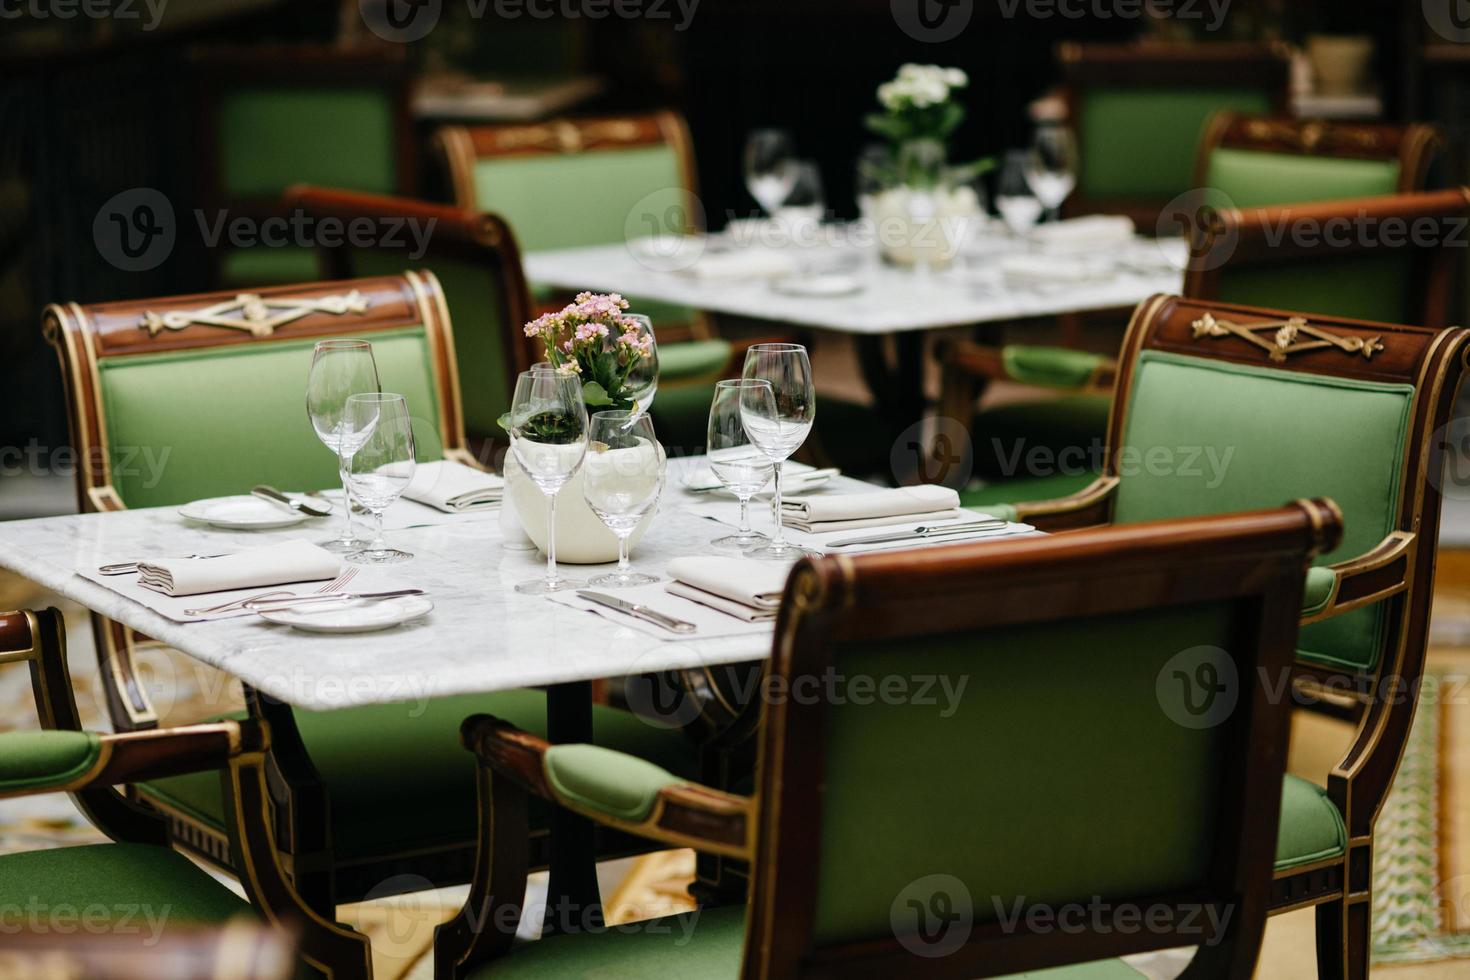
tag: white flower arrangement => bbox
[876,64,969,112]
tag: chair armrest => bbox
[0,721,262,801]
[462,714,753,859]
[1300,531,1416,625]
[938,342,1116,391]
[970,475,1120,532]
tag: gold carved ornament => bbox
[1191,312,1384,363]
[138,291,370,338]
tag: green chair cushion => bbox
[218,246,321,289]
[0,731,101,793]
[1204,148,1400,210]
[1302,566,1337,617]
[1114,351,1411,671]
[98,328,443,509]
[959,471,1098,517]
[0,843,253,927]
[1009,963,1147,979]
[468,905,745,979]
[651,381,719,458]
[543,744,680,822]
[1002,346,1105,389]
[1275,775,1346,870]
[138,692,697,861]
[660,339,732,383]
[972,395,1111,481]
[219,87,397,198]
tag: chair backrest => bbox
[434,111,699,254]
[746,503,1338,978]
[1183,188,1470,326]
[283,186,537,445]
[44,273,469,512]
[1104,295,1469,678]
[1060,42,1289,226]
[1194,113,1443,209]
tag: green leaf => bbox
[581,380,614,407]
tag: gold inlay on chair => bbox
[138,290,371,338]
[1191,312,1384,362]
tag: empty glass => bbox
[777,159,825,237]
[620,314,659,419]
[306,339,381,553]
[1024,123,1078,221]
[507,370,589,594]
[996,150,1044,238]
[583,411,665,588]
[740,344,817,560]
[743,129,798,217]
[706,379,774,550]
[343,393,416,565]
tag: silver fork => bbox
[184,567,359,617]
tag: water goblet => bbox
[583,411,665,588]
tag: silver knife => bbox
[577,591,697,634]
[826,520,1011,549]
[244,589,426,612]
[252,485,333,517]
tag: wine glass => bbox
[996,150,1044,238]
[1024,123,1078,221]
[343,393,416,565]
[707,379,773,550]
[619,314,659,419]
[777,160,825,239]
[740,344,817,560]
[743,129,798,218]
[306,339,380,554]
[507,369,589,594]
[583,411,665,588]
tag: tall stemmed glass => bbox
[740,344,817,560]
[996,150,1044,239]
[343,393,416,564]
[743,129,798,218]
[620,314,659,419]
[306,339,380,553]
[707,379,773,550]
[583,411,665,588]
[1024,122,1078,222]
[507,370,589,594]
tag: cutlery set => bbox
[577,590,697,634]
[826,518,1012,548]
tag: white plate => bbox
[770,274,864,297]
[256,596,434,633]
[178,495,312,530]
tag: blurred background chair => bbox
[434,502,1337,978]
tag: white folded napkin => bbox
[780,486,964,534]
[680,249,797,281]
[1000,254,1109,287]
[666,556,790,612]
[136,540,340,598]
[1030,215,1136,253]
[666,582,778,622]
[403,459,504,513]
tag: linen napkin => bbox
[780,485,964,534]
[680,249,797,281]
[1000,254,1110,288]
[1030,214,1136,253]
[136,540,340,597]
[403,459,504,513]
[665,557,789,617]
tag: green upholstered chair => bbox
[0,607,363,976]
[434,502,1339,979]
[283,185,539,453]
[191,45,414,289]
[43,274,698,928]
[434,113,733,450]
[957,293,1470,979]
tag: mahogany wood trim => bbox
[1008,475,1119,532]
[1191,111,1446,187]
[1302,531,1417,625]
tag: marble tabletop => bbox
[523,227,1187,334]
[0,474,878,712]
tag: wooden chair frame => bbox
[435,501,1341,978]
[943,294,1470,979]
[0,608,371,978]
[1058,41,1291,227]
[281,185,540,455]
[1191,111,1445,197]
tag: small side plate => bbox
[255,596,434,633]
[178,495,311,530]
[770,274,865,298]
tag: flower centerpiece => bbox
[501,292,661,563]
[863,64,991,269]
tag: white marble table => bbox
[524,229,1187,334]
[0,476,878,712]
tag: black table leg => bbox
[543,680,603,934]
[856,332,928,432]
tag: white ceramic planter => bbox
[871,184,982,269]
[505,444,656,564]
